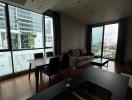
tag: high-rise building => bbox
[0,5,53,50]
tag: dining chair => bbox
[28,53,43,80]
[60,53,70,77]
[41,57,60,84]
[46,52,54,57]
[34,53,44,59]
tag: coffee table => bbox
[27,67,129,100]
[91,58,109,67]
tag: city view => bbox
[92,23,119,59]
[0,4,54,76]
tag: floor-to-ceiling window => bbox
[92,23,119,59]
[45,15,54,55]
[0,2,54,77]
[0,3,13,76]
[9,5,45,72]
[103,23,118,59]
[92,26,103,57]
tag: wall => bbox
[61,14,86,53]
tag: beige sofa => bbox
[69,49,94,69]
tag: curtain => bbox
[115,18,129,63]
[85,25,92,52]
[44,10,61,55]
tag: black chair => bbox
[60,53,70,76]
[46,52,54,57]
[34,53,43,59]
[41,57,60,84]
[28,53,44,80]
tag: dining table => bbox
[28,55,62,93]
[28,57,52,93]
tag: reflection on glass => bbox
[45,16,54,47]
[13,49,44,72]
[9,5,43,49]
[0,52,13,76]
[92,26,103,56]
[103,23,119,59]
[0,5,8,49]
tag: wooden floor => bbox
[0,61,124,100]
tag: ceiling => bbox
[0,0,131,24]
[0,0,63,13]
[51,0,131,24]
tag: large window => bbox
[45,15,54,48]
[9,5,44,50]
[92,23,119,59]
[0,52,12,76]
[13,49,44,72]
[103,23,119,59]
[0,3,8,50]
[45,15,54,54]
[0,2,55,77]
[92,26,103,56]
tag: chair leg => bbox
[49,76,51,85]
[40,71,43,82]
[28,63,31,80]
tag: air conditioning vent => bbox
[7,0,27,5]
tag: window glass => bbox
[92,26,103,56]
[45,16,54,47]
[13,49,44,72]
[0,52,13,76]
[0,4,8,49]
[103,23,119,59]
[9,5,44,50]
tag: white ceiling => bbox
[51,0,131,24]
[0,0,131,24]
[0,0,63,13]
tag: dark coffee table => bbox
[27,67,129,100]
[91,58,109,67]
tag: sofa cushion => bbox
[77,56,93,62]
[80,48,87,56]
[71,49,80,57]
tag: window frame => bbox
[0,1,55,78]
[91,22,119,60]
[0,3,9,51]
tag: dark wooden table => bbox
[91,58,109,67]
[28,57,51,92]
[28,56,61,93]
[27,67,129,100]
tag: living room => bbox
[0,0,132,100]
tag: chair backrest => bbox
[62,53,70,67]
[34,53,43,59]
[46,52,54,57]
[48,57,60,73]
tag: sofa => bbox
[68,48,94,69]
